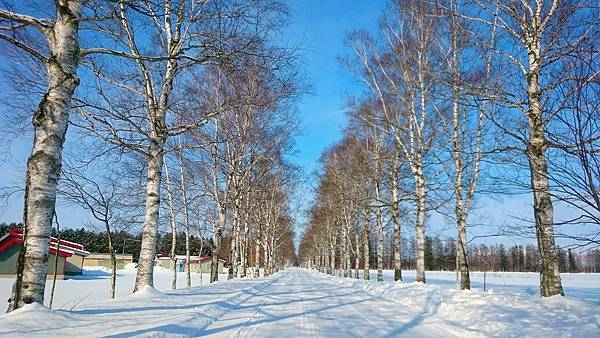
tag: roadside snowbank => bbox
[0,270,287,337]
[0,265,228,310]
[323,270,600,337]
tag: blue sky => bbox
[283,0,387,175]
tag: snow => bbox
[357,269,600,305]
[127,285,165,299]
[328,272,600,337]
[0,268,598,337]
[0,265,229,310]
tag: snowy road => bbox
[1,268,598,337]
[202,268,453,337]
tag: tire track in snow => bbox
[230,271,290,338]
[195,271,287,333]
[202,268,460,337]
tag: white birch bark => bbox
[414,171,426,283]
[374,179,384,282]
[254,223,261,278]
[526,42,563,296]
[163,160,178,290]
[354,229,360,279]
[7,0,83,311]
[363,208,371,280]
[126,0,182,292]
[101,218,117,299]
[135,144,164,290]
[177,149,192,288]
[390,156,402,281]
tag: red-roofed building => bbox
[0,228,90,279]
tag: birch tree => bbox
[433,0,493,290]
[72,0,289,291]
[163,158,178,289]
[344,1,441,283]
[1,0,85,311]
[468,0,599,296]
[59,160,122,299]
[547,37,600,248]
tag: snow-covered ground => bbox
[0,268,598,337]
[357,269,600,305]
[0,265,229,310]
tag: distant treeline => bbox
[4,223,599,272]
[0,223,213,261]
[367,235,600,273]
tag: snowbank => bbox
[0,270,288,337]
[323,270,600,337]
[0,269,597,337]
[127,285,165,299]
[0,265,229,310]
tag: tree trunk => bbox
[324,249,330,274]
[240,200,250,278]
[354,230,360,279]
[178,151,192,288]
[110,251,117,299]
[390,160,402,281]
[456,213,470,290]
[263,240,269,276]
[375,180,384,282]
[171,257,178,290]
[210,226,223,283]
[267,247,274,276]
[318,254,322,272]
[341,219,348,277]
[131,0,180,290]
[363,209,370,280]
[450,4,470,290]
[9,1,83,311]
[330,240,336,276]
[529,136,564,296]
[415,171,426,283]
[163,161,178,290]
[228,201,240,280]
[135,143,165,291]
[345,225,351,278]
[184,220,190,288]
[254,236,261,278]
[49,221,60,309]
[240,235,247,278]
[198,238,204,285]
[269,234,275,275]
[526,36,563,297]
[105,220,117,299]
[375,208,383,282]
[228,236,236,280]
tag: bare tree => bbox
[71,0,290,291]
[433,0,494,290]
[176,143,193,288]
[163,158,178,290]
[548,48,600,248]
[59,161,121,299]
[1,0,85,311]
[467,0,599,296]
[344,1,442,283]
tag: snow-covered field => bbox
[358,269,600,305]
[0,268,598,337]
[0,265,229,310]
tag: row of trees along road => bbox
[298,0,599,297]
[0,0,302,311]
